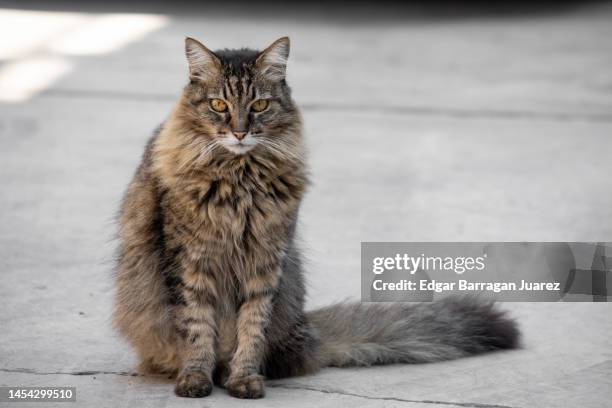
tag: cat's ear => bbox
[185,37,221,82]
[256,37,290,81]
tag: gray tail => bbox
[307,296,520,367]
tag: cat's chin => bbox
[222,143,256,155]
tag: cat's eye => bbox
[251,99,269,112]
[209,99,228,112]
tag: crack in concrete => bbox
[0,368,137,377]
[40,88,612,123]
[268,383,519,408]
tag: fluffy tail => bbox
[307,296,520,367]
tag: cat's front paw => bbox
[175,370,213,398]
[225,373,265,399]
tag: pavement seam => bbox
[268,383,520,408]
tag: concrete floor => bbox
[1,2,611,407]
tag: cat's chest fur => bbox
[160,160,305,276]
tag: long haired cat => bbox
[113,37,519,399]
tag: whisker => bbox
[172,134,209,173]
[257,137,300,161]
[200,140,220,158]
[175,139,222,175]
[260,141,288,160]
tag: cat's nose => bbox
[232,131,247,141]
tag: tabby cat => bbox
[113,37,519,399]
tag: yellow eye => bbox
[209,99,228,112]
[251,99,269,112]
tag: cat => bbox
[113,36,520,399]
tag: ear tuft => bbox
[185,37,221,82]
[256,37,290,81]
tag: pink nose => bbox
[233,131,247,141]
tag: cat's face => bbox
[183,37,299,156]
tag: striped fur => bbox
[113,37,520,400]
